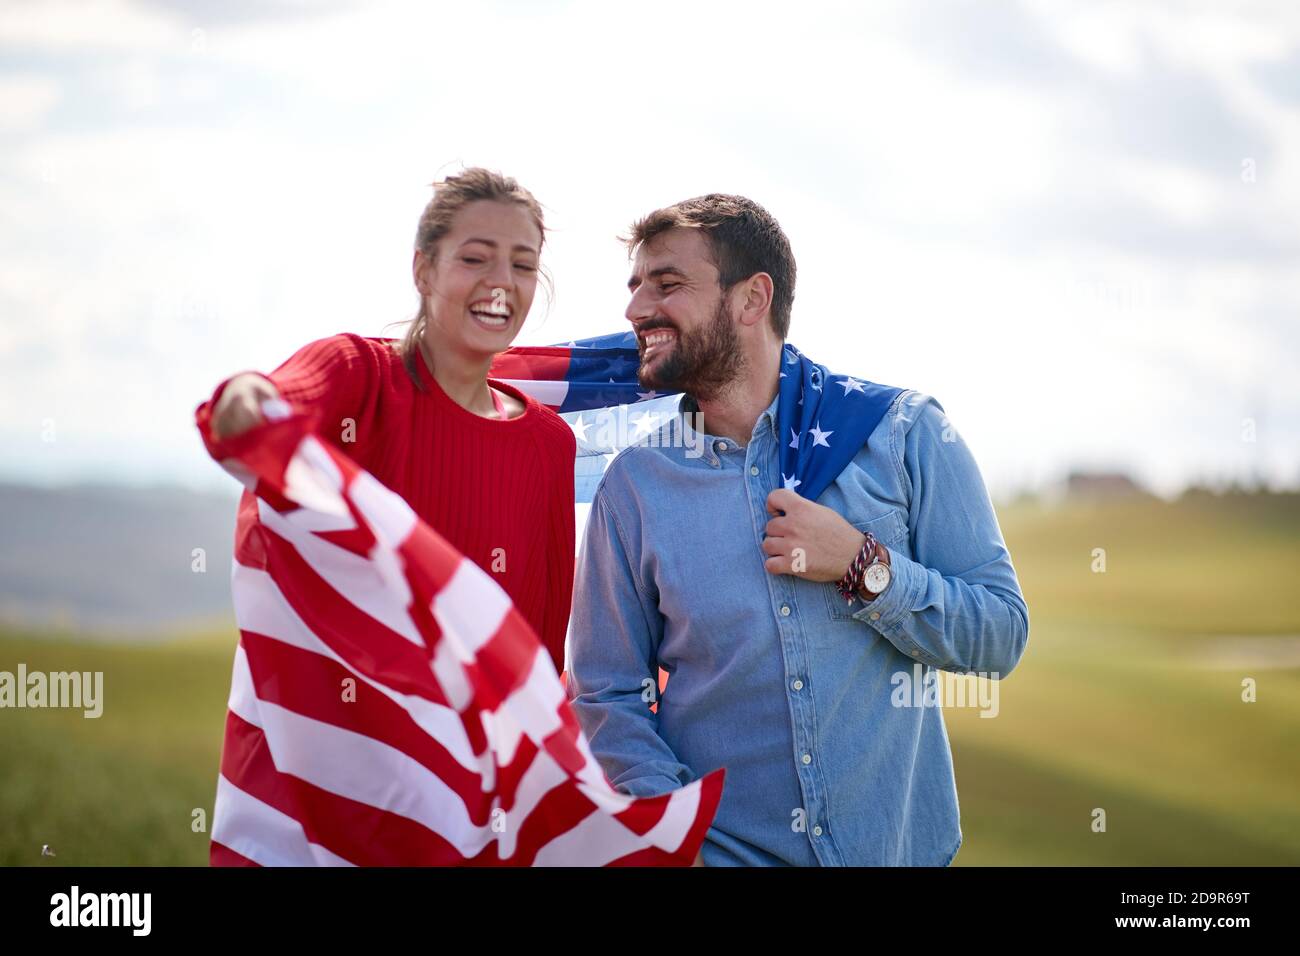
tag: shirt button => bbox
[715,440,727,452]
[812,825,823,837]
[780,604,791,617]
[750,466,759,476]
[869,611,880,621]
[791,679,804,691]
[801,753,812,765]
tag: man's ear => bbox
[737,272,774,329]
[413,249,433,296]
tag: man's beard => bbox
[637,299,745,402]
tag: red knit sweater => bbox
[198,333,576,674]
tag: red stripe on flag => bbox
[238,630,491,823]
[219,709,472,866]
[489,348,572,384]
[210,840,260,867]
[248,524,451,708]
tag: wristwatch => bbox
[835,531,892,604]
[857,534,892,601]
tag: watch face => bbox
[864,562,891,594]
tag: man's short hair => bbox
[623,194,796,340]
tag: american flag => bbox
[494,332,903,715]
[491,332,904,507]
[197,397,724,866]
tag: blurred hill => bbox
[0,482,239,638]
[1,488,1297,865]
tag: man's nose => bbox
[625,285,653,325]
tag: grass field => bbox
[2,491,1298,866]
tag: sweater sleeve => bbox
[197,333,376,451]
[540,419,577,677]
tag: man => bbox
[565,194,1029,866]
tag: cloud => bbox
[0,74,61,131]
[0,0,1296,496]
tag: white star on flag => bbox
[782,473,802,490]
[810,422,833,448]
[630,411,660,437]
[571,415,591,442]
[635,390,660,402]
[838,376,866,395]
[789,429,801,449]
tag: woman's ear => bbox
[412,249,433,296]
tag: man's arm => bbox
[852,395,1029,676]
[566,488,696,797]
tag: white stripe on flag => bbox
[256,497,423,647]
[495,378,568,408]
[430,557,513,711]
[639,780,702,853]
[231,561,479,772]
[228,651,500,858]
[530,795,658,867]
[212,773,356,867]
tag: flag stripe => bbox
[211,770,356,867]
[232,561,479,772]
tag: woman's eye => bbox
[514,263,537,272]
[461,256,484,265]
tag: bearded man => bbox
[565,194,1029,866]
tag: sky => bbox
[1,0,1297,499]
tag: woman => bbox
[201,168,575,673]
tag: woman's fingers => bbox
[213,374,280,439]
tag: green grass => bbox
[1,491,1297,865]
[0,631,234,866]
[946,490,1300,865]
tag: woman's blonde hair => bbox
[393,167,550,389]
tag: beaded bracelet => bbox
[835,532,878,603]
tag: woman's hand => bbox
[211,373,281,440]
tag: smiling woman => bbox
[196,168,577,673]
[397,168,554,420]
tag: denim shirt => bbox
[565,387,1029,866]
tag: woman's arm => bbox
[198,334,376,446]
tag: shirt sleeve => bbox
[565,486,696,797]
[852,394,1030,677]
[196,333,376,451]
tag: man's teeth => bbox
[643,331,676,348]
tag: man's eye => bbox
[660,282,679,292]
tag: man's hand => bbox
[212,374,281,440]
[762,488,862,583]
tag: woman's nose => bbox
[489,258,515,291]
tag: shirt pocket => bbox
[821,508,909,621]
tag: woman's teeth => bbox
[470,306,510,328]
